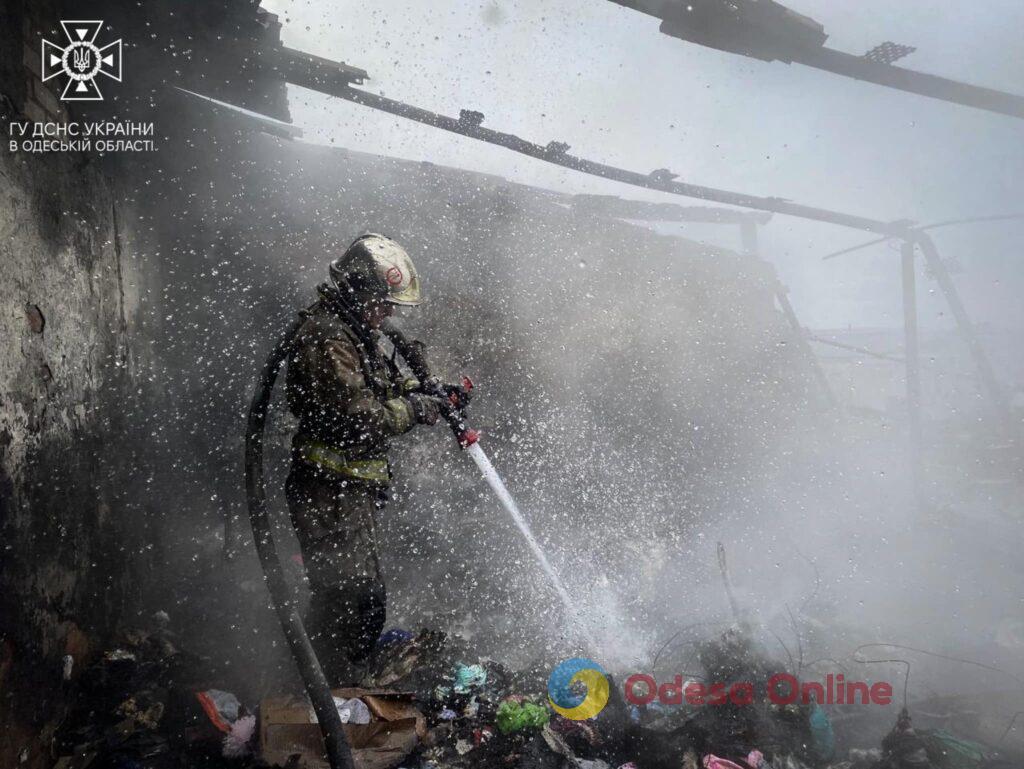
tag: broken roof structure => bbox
[607,0,1024,120]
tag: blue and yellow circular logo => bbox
[547,657,609,720]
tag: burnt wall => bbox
[0,0,288,763]
[0,112,142,765]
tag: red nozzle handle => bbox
[448,375,474,409]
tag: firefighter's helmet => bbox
[330,233,422,306]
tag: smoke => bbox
[115,3,1024,730]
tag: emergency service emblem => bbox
[41,21,123,102]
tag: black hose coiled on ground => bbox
[244,316,354,769]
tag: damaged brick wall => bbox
[0,130,142,765]
[0,0,291,761]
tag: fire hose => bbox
[244,317,476,769]
[244,315,355,769]
[245,300,592,769]
[381,320,478,448]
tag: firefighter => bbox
[284,233,444,684]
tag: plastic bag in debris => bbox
[919,729,988,769]
[808,700,835,761]
[195,689,241,732]
[703,755,746,769]
[702,754,769,769]
[377,627,414,649]
[495,698,550,734]
[453,663,487,693]
[334,696,372,724]
[364,628,453,693]
[222,714,257,758]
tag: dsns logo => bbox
[41,21,123,102]
[547,658,609,720]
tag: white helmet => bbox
[329,233,422,306]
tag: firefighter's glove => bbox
[407,393,443,426]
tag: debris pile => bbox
[52,619,248,768]
[47,623,1018,769]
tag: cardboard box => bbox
[260,688,423,769]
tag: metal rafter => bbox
[608,0,1024,120]
[221,42,1012,424]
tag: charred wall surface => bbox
[0,107,140,763]
[0,0,288,762]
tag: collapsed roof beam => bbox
[239,44,906,237]
[608,0,1024,120]
[798,46,1024,120]
[340,86,906,236]
[224,44,1010,424]
[570,195,772,224]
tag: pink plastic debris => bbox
[702,755,746,769]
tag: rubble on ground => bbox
[47,623,1021,769]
